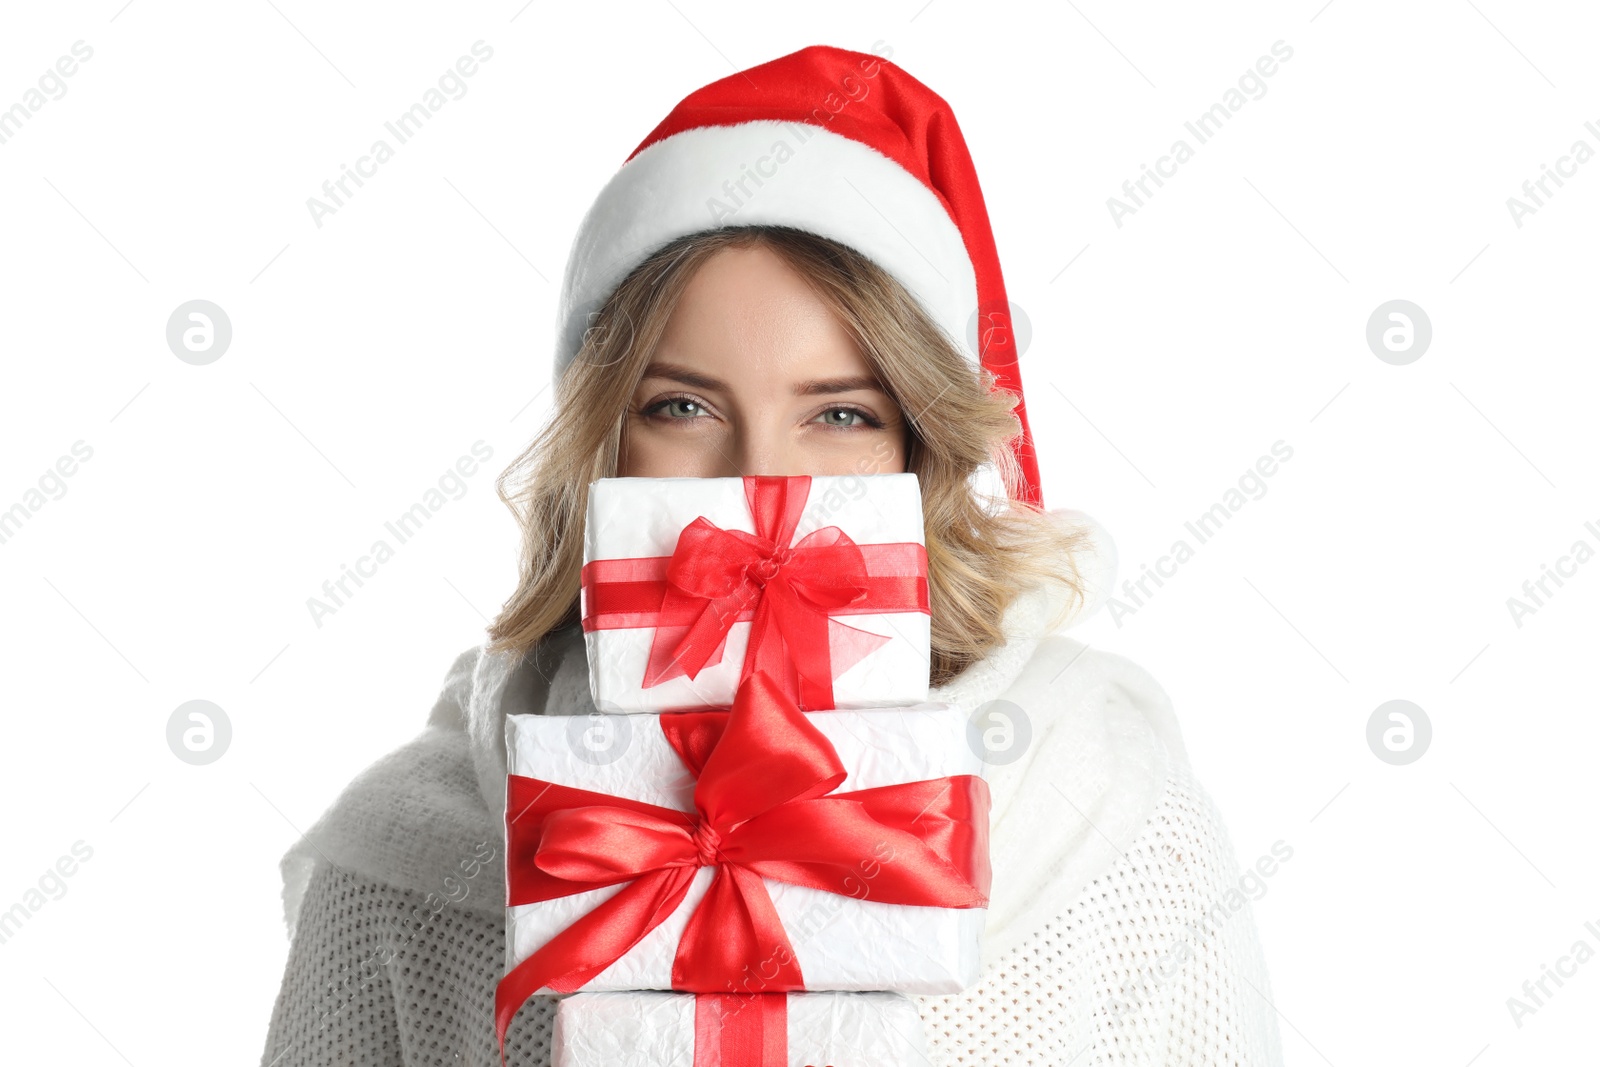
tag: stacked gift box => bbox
[494,474,992,1067]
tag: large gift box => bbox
[580,473,932,713]
[552,990,932,1067]
[493,669,990,1055]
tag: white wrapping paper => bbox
[551,990,932,1067]
[581,474,931,713]
[505,703,987,993]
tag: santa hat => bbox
[553,43,1045,508]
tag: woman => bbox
[260,45,1284,1066]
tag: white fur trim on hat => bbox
[554,119,980,385]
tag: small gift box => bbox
[552,990,932,1067]
[493,670,990,1059]
[580,473,931,713]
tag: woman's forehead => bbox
[647,247,878,392]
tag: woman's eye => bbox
[656,398,705,419]
[816,407,869,428]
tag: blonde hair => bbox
[486,225,1089,687]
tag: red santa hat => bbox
[554,43,1045,508]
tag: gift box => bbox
[552,990,932,1067]
[580,473,931,713]
[494,669,990,1058]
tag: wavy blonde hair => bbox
[486,225,1089,687]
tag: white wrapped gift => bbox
[552,990,932,1067]
[579,473,931,713]
[503,694,989,994]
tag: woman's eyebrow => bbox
[641,362,885,397]
[793,374,885,396]
[640,361,727,391]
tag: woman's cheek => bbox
[818,438,901,477]
[638,432,726,479]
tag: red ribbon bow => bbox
[580,475,930,710]
[493,669,990,1064]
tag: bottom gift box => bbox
[551,990,932,1067]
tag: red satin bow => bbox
[493,669,991,1063]
[648,475,872,706]
[581,475,930,710]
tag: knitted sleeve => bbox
[259,858,557,1067]
[915,761,1286,1066]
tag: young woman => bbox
[260,45,1284,1067]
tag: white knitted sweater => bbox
[260,520,1285,1066]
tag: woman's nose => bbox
[730,429,800,479]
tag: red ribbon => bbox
[580,475,930,710]
[493,669,990,1064]
[693,992,787,1067]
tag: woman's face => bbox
[618,244,909,479]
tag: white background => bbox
[2,1,1596,1063]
